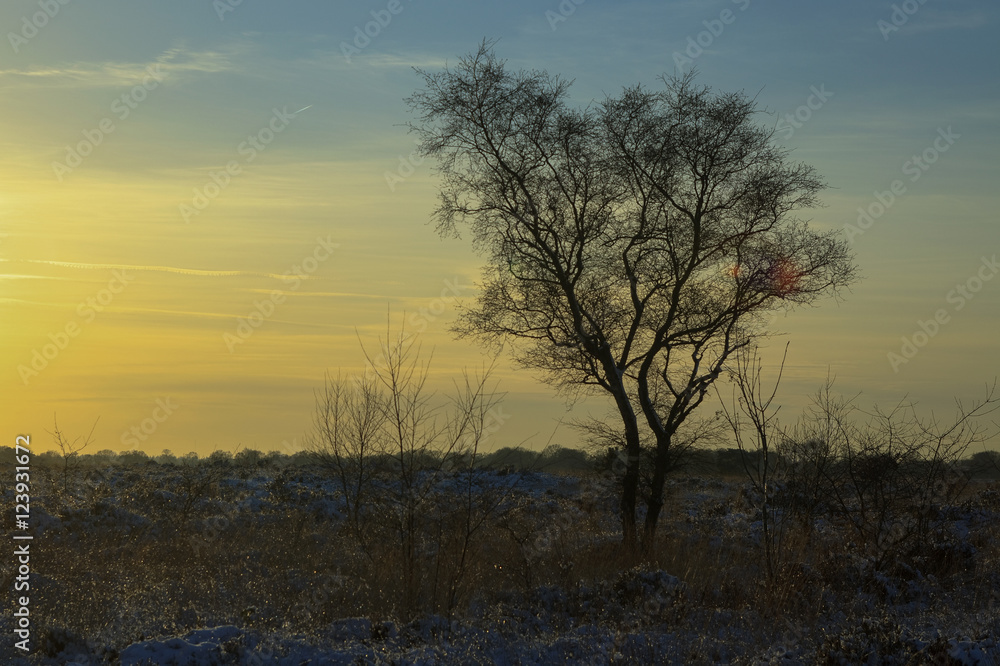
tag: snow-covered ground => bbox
[3,463,998,664]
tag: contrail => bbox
[0,259,304,281]
[293,105,312,114]
[0,273,71,280]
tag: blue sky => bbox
[1,0,998,454]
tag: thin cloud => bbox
[879,8,990,38]
[0,45,240,89]
[0,259,304,282]
[304,50,447,72]
[102,306,346,331]
[906,12,988,34]
[243,289,386,299]
[0,274,71,281]
[0,299,346,333]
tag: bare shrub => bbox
[47,415,98,500]
[784,378,998,571]
[718,342,789,582]
[306,323,518,618]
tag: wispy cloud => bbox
[885,8,990,37]
[0,45,241,89]
[916,14,987,34]
[302,50,447,72]
[0,259,304,282]
[0,274,71,281]
[244,289,385,299]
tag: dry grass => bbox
[9,458,1000,663]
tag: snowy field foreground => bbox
[2,458,999,665]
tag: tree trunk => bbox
[641,433,672,551]
[612,393,642,552]
[620,440,640,551]
[602,359,642,552]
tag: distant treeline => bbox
[3,445,999,480]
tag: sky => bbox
[1,0,998,456]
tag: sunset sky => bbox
[2,0,998,456]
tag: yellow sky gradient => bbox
[2,2,997,455]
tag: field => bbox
[2,449,999,665]
[0,446,1000,665]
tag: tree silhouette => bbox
[407,41,856,550]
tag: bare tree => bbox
[407,41,856,549]
[48,414,99,496]
[307,369,387,554]
[307,321,511,616]
[718,342,788,581]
